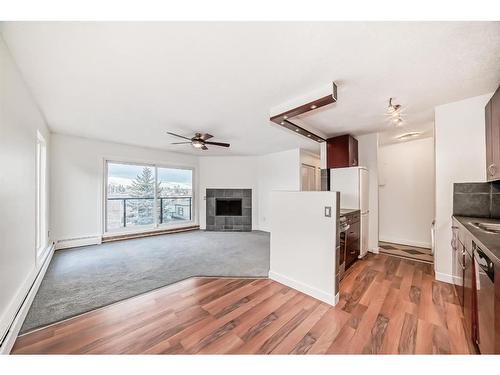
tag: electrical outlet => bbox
[324,206,331,217]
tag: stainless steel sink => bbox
[469,222,500,234]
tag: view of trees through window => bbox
[106,162,193,232]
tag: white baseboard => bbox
[55,235,102,250]
[0,243,55,354]
[269,271,337,306]
[379,237,431,249]
[369,247,380,254]
[435,271,454,284]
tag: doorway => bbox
[377,135,435,263]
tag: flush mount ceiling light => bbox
[395,132,421,141]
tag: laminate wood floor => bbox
[12,254,473,354]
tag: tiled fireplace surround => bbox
[206,189,252,232]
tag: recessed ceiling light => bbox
[295,129,300,132]
[395,132,421,141]
[310,105,317,110]
[283,115,288,119]
[280,121,285,125]
[307,134,311,137]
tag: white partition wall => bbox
[434,93,491,282]
[270,191,338,305]
[0,37,52,352]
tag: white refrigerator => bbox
[330,167,369,257]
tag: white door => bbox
[301,164,317,191]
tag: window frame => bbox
[35,131,48,260]
[103,159,196,235]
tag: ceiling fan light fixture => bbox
[192,139,204,148]
[168,131,230,150]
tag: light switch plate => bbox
[324,206,331,217]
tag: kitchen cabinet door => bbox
[453,242,465,307]
[486,86,500,181]
[345,220,360,270]
[463,250,475,342]
[326,135,359,169]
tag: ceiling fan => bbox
[167,132,230,150]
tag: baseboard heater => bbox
[0,242,55,353]
[102,225,200,243]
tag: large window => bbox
[105,161,193,233]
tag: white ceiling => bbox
[2,22,500,155]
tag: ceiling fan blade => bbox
[201,145,208,150]
[205,141,230,148]
[200,133,213,140]
[166,131,191,140]
[171,142,191,144]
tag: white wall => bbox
[358,133,380,253]
[0,37,51,343]
[270,191,338,305]
[51,134,198,243]
[198,156,260,230]
[258,149,301,231]
[198,148,303,231]
[434,93,492,282]
[378,136,435,248]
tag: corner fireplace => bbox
[206,189,251,231]
[216,198,242,216]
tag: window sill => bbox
[102,224,199,243]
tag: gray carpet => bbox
[21,230,270,334]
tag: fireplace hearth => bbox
[206,189,251,231]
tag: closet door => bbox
[301,164,317,191]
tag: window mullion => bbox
[153,165,158,228]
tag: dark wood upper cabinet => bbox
[486,85,500,181]
[326,134,358,169]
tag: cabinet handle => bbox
[488,163,496,176]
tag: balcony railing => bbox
[107,196,192,229]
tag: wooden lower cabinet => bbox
[345,217,360,271]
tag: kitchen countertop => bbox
[454,215,500,262]
[340,208,360,216]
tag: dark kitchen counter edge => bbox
[453,215,500,263]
